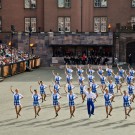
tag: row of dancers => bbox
[11,64,135,119]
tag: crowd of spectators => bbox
[0,43,29,65]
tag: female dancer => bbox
[76,65,84,76]
[83,87,96,118]
[38,81,47,102]
[49,85,61,117]
[123,90,132,119]
[10,86,24,118]
[112,72,122,95]
[52,70,62,85]
[86,69,94,87]
[106,65,113,82]
[87,64,95,75]
[52,81,60,93]
[65,64,73,76]
[98,65,104,75]
[128,65,135,77]
[30,86,41,118]
[104,89,113,118]
[97,72,107,93]
[65,71,73,84]
[125,70,134,85]
[64,82,75,93]
[65,89,78,118]
[77,73,85,85]
[127,82,135,103]
[117,64,125,83]
[80,81,86,103]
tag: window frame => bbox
[24,17,37,32]
[132,0,135,7]
[94,0,108,8]
[57,0,71,8]
[93,16,108,33]
[58,16,71,32]
[24,0,37,9]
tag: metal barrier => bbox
[0,58,40,78]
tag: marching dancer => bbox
[106,65,113,82]
[104,89,113,118]
[38,81,47,102]
[80,81,86,103]
[65,71,73,84]
[87,64,95,75]
[76,65,84,76]
[97,72,107,93]
[108,80,116,102]
[128,65,135,77]
[30,86,41,118]
[83,87,96,118]
[123,90,132,119]
[86,70,94,87]
[112,72,122,95]
[49,85,61,117]
[65,89,78,118]
[77,73,85,85]
[125,70,134,85]
[52,70,62,85]
[65,64,73,76]
[97,65,104,75]
[117,64,125,83]
[10,86,24,118]
[52,81,60,93]
[127,83,135,103]
[64,82,75,93]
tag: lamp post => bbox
[30,43,34,55]
[28,26,32,58]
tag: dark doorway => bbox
[126,42,135,63]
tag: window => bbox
[131,17,135,27]
[94,0,107,7]
[58,0,71,8]
[25,17,36,32]
[94,17,107,32]
[58,17,70,32]
[24,0,36,9]
[132,0,135,7]
[0,17,2,32]
[0,0,2,8]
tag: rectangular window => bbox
[25,17,36,32]
[131,17,135,28]
[0,17,2,32]
[94,0,107,7]
[132,0,135,7]
[58,0,71,8]
[58,17,70,32]
[94,17,107,32]
[24,0,36,9]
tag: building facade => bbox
[0,0,135,66]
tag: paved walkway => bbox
[0,67,135,135]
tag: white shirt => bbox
[83,90,96,99]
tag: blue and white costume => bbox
[87,75,94,86]
[13,93,23,106]
[52,93,60,106]
[91,83,98,93]
[114,75,121,85]
[104,93,112,106]
[119,69,125,78]
[39,84,47,95]
[66,68,73,75]
[55,75,62,85]
[129,69,135,77]
[66,84,75,93]
[80,84,86,94]
[78,76,85,84]
[123,95,131,107]
[106,68,112,77]
[128,85,134,95]
[66,75,73,84]
[98,69,104,75]
[108,83,115,94]
[53,83,60,93]
[88,69,95,75]
[67,93,77,106]
[99,75,106,85]
[32,94,41,106]
[77,69,84,76]
[126,75,133,84]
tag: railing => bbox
[0,57,40,78]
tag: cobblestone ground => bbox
[0,67,135,135]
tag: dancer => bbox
[97,72,107,93]
[86,70,94,87]
[127,82,135,103]
[104,89,113,118]
[30,86,41,118]
[52,81,61,93]
[80,81,86,103]
[106,65,113,82]
[65,71,73,84]
[77,73,85,85]
[108,80,116,102]
[52,70,62,85]
[125,70,134,85]
[97,65,104,75]
[64,82,75,93]
[49,85,61,117]
[123,90,132,119]
[76,65,84,76]
[87,64,95,75]
[91,80,99,100]
[112,72,122,95]
[65,64,73,76]
[10,86,24,118]
[117,64,125,83]
[83,87,96,118]
[128,65,135,77]
[65,89,78,118]
[38,81,47,102]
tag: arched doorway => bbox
[126,42,135,63]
